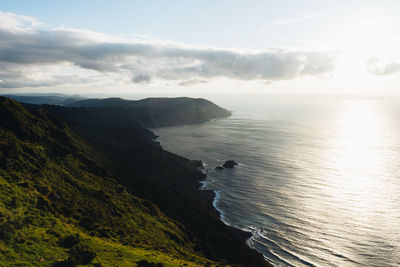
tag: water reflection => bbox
[314,101,400,265]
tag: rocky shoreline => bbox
[191,159,271,266]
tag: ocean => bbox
[152,94,400,266]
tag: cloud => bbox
[132,74,151,84]
[0,11,42,29]
[367,58,400,75]
[0,69,92,89]
[0,11,336,89]
[178,79,208,86]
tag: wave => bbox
[201,179,311,266]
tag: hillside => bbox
[65,97,232,127]
[1,97,270,266]
[3,95,231,128]
[0,97,215,266]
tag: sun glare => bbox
[338,20,393,56]
[327,16,398,87]
[323,101,390,199]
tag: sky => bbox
[0,0,400,96]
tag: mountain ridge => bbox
[66,96,232,127]
[4,94,83,106]
[3,94,232,128]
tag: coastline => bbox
[195,170,254,242]
[154,122,271,266]
[198,167,269,264]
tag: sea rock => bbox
[223,160,238,168]
[214,166,224,170]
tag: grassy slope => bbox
[0,97,218,266]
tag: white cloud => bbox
[0,11,336,89]
[0,11,42,29]
[367,58,400,75]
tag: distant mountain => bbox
[66,97,131,107]
[67,97,232,127]
[3,94,83,106]
[1,97,270,266]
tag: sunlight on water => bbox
[153,96,400,267]
[315,101,400,265]
[321,102,389,213]
[323,102,389,206]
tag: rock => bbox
[214,166,224,170]
[192,160,204,169]
[223,160,238,168]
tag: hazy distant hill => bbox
[4,94,83,106]
[67,97,232,127]
[6,95,231,128]
[66,97,131,108]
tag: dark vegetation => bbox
[0,96,270,266]
[66,97,231,128]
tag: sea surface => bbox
[152,94,400,267]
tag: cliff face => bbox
[1,97,270,266]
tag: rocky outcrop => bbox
[223,160,238,168]
[192,160,204,169]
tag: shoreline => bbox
[157,130,270,265]
[198,169,269,264]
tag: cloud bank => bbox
[0,11,336,89]
[367,58,400,75]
